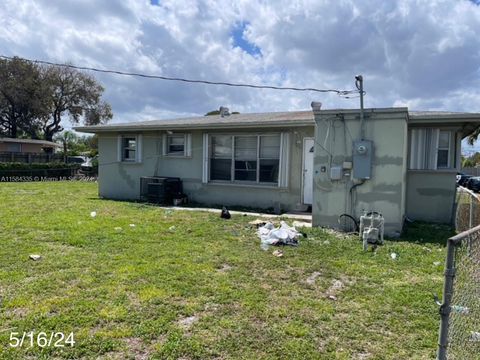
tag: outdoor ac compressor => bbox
[359,212,385,251]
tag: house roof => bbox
[0,137,60,147]
[408,110,480,138]
[74,111,315,133]
[74,107,480,137]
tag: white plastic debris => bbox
[433,261,441,266]
[129,224,136,227]
[258,221,302,250]
[29,254,41,261]
[114,227,122,232]
[390,253,397,260]
[452,305,469,314]
[471,332,480,342]
[169,225,176,231]
[90,211,97,217]
[272,250,284,257]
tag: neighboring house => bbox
[0,138,60,153]
[75,107,480,235]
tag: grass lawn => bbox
[0,182,453,359]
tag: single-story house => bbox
[0,137,60,153]
[75,106,480,235]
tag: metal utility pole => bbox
[355,75,365,140]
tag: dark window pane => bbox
[7,143,21,152]
[210,159,231,180]
[234,160,256,181]
[123,138,136,149]
[260,159,279,183]
[168,145,184,154]
[124,149,136,160]
[437,149,449,168]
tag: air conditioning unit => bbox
[140,176,183,204]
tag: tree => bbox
[41,65,113,141]
[0,57,49,138]
[461,152,480,168]
[468,128,480,146]
[55,130,78,160]
[0,57,112,141]
[54,131,98,157]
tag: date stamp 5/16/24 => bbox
[9,332,75,348]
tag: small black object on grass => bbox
[220,207,231,219]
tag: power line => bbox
[0,55,358,96]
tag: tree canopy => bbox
[0,57,112,141]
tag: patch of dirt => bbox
[217,263,232,273]
[124,337,150,360]
[177,315,199,330]
[305,271,322,285]
[4,307,29,319]
[353,351,373,359]
[127,292,141,307]
[325,276,355,300]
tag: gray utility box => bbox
[352,140,373,179]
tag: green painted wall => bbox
[97,126,313,212]
[312,108,409,236]
[406,171,456,224]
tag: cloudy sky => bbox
[1,0,480,145]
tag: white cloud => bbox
[0,0,479,129]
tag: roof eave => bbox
[74,120,315,133]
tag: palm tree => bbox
[55,130,77,162]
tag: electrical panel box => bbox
[330,166,342,180]
[352,140,373,179]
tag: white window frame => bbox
[162,133,192,157]
[117,134,142,163]
[436,130,451,169]
[408,128,455,170]
[205,133,287,186]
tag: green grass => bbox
[0,182,451,359]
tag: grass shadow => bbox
[394,221,455,246]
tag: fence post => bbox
[469,193,474,229]
[437,239,457,360]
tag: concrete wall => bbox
[312,108,408,235]
[97,126,313,212]
[406,170,456,224]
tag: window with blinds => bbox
[208,134,282,185]
[408,128,455,170]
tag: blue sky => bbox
[231,22,262,57]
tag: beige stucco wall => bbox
[97,126,313,212]
[312,108,408,236]
[406,171,456,224]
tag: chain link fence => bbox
[437,187,480,359]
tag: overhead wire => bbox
[0,54,359,96]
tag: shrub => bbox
[0,162,80,170]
